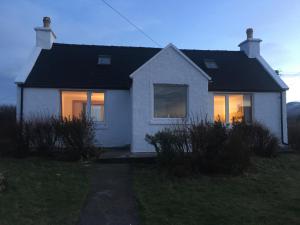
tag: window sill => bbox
[94,122,108,130]
[150,118,186,125]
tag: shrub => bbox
[29,116,58,156]
[146,120,251,176]
[145,127,189,168]
[0,105,16,156]
[288,121,300,151]
[220,131,251,175]
[55,115,97,160]
[189,120,226,153]
[0,109,98,160]
[0,173,7,192]
[13,121,32,158]
[232,121,279,157]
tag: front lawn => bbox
[0,158,91,225]
[134,154,300,225]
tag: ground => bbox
[0,158,91,225]
[1,154,300,225]
[134,154,300,225]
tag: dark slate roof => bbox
[23,43,284,92]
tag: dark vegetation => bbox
[0,158,91,225]
[287,102,300,151]
[134,154,300,225]
[146,120,280,176]
[0,105,98,161]
[288,121,300,151]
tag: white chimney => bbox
[239,28,262,58]
[34,17,56,49]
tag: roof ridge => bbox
[53,42,161,50]
[53,42,241,52]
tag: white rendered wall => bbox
[22,88,60,119]
[131,46,211,152]
[21,88,131,147]
[253,92,285,142]
[94,90,131,147]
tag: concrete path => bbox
[77,164,139,225]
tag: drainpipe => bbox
[280,91,288,145]
[20,84,24,123]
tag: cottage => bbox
[15,17,288,152]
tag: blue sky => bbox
[0,0,299,104]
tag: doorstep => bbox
[97,149,157,163]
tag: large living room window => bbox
[214,94,252,124]
[61,91,105,122]
[154,84,187,118]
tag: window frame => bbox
[213,93,253,125]
[60,89,106,126]
[204,59,218,69]
[151,83,189,124]
[97,55,111,65]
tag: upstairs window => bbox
[204,59,218,69]
[214,94,252,124]
[61,91,105,122]
[154,84,187,118]
[98,55,111,65]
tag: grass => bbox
[134,154,300,225]
[0,158,92,225]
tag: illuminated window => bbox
[214,95,226,122]
[61,91,87,119]
[214,94,252,124]
[91,92,105,122]
[154,84,187,118]
[61,91,105,122]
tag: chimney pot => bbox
[246,28,253,39]
[43,17,51,28]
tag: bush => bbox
[288,121,300,151]
[0,105,16,156]
[56,115,97,160]
[146,120,251,176]
[0,108,98,160]
[29,117,58,156]
[145,127,189,166]
[14,121,32,158]
[220,131,251,175]
[0,173,7,192]
[232,121,279,157]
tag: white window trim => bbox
[213,92,253,125]
[60,89,107,128]
[150,83,189,125]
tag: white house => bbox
[15,17,289,152]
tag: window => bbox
[61,91,105,122]
[214,95,226,122]
[204,59,218,69]
[98,55,111,65]
[154,84,187,118]
[214,94,252,124]
[91,92,105,122]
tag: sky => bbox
[0,0,299,104]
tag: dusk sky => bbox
[0,0,299,104]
